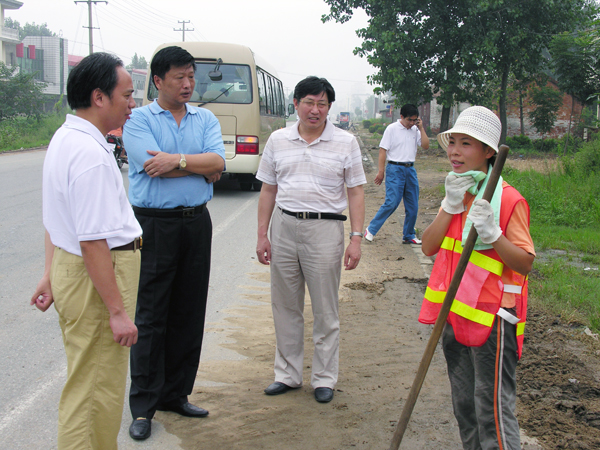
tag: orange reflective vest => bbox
[419,185,529,358]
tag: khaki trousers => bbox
[270,208,344,389]
[50,247,140,450]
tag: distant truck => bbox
[338,112,350,130]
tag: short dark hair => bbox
[150,46,195,87]
[293,76,335,104]
[400,104,419,118]
[67,52,123,110]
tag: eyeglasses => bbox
[300,100,330,110]
[406,117,419,122]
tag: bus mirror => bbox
[287,104,295,115]
[209,58,223,81]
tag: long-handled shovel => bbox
[389,144,510,450]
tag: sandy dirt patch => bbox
[151,134,600,450]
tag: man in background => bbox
[364,104,429,244]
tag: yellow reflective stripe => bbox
[424,287,446,304]
[517,322,526,336]
[469,251,504,276]
[440,236,455,251]
[450,300,496,327]
[442,237,504,277]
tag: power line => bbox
[124,0,182,22]
[95,8,175,44]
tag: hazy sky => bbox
[6,0,379,112]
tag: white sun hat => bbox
[437,106,502,153]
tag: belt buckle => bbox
[183,207,194,218]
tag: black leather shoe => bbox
[264,381,297,395]
[129,418,151,440]
[157,401,209,417]
[314,387,334,403]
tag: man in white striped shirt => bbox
[256,76,366,404]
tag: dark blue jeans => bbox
[367,163,419,240]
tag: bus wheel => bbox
[240,182,252,191]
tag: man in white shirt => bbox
[30,53,141,450]
[256,76,366,404]
[364,104,430,244]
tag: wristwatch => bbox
[178,153,187,170]
[349,231,364,239]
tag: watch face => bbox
[180,160,187,168]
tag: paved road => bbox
[0,149,266,449]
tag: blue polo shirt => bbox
[124,100,226,209]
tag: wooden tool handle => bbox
[389,144,510,450]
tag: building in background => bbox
[0,0,23,64]
[21,36,68,97]
[131,68,147,107]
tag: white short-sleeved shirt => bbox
[256,119,367,213]
[43,115,142,257]
[379,120,422,162]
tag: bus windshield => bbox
[192,63,252,104]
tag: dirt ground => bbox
[154,134,600,450]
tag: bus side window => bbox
[276,80,284,116]
[257,69,267,115]
[266,75,276,115]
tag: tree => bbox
[528,84,563,137]
[468,0,591,144]
[323,0,495,132]
[549,30,600,153]
[3,18,56,40]
[0,62,47,121]
[127,53,148,70]
[323,0,592,140]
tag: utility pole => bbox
[174,20,193,42]
[74,0,107,55]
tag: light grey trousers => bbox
[269,208,345,389]
[442,317,521,450]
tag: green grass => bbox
[0,111,68,152]
[503,139,600,332]
[529,225,600,258]
[529,258,600,331]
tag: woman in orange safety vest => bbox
[419,106,535,450]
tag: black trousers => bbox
[129,207,212,420]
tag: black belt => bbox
[279,207,347,221]
[388,161,414,167]
[113,237,142,251]
[132,204,206,218]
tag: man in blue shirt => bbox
[123,46,225,441]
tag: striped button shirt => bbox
[257,119,366,214]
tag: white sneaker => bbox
[364,228,374,242]
[403,237,422,245]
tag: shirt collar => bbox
[63,114,112,153]
[149,99,198,116]
[288,118,335,143]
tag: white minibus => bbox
[145,42,290,190]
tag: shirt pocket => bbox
[314,157,343,187]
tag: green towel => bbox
[448,166,502,250]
